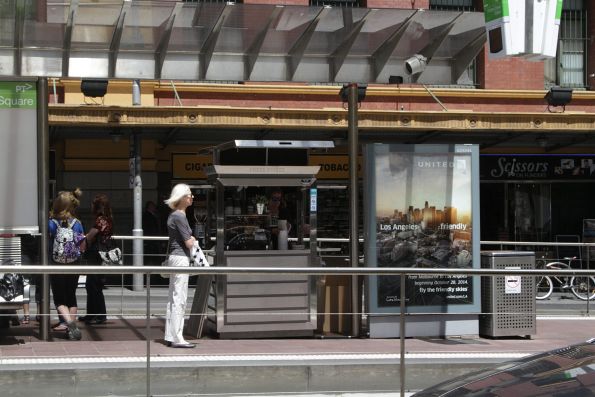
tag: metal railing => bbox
[4,235,595,396]
[3,260,595,397]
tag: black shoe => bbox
[167,341,196,348]
[78,316,88,322]
[86,317,107,325]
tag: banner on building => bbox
[483,0,563,59]
[0,81,38,233]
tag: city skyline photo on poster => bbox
[374,145,474,308]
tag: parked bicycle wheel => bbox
[570,276,595,301]
[536,276,553,300]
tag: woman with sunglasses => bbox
[163,184,197,348]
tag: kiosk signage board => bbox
[0,80,38,233]
[365,144,480,338]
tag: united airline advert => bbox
[374,147,473,307]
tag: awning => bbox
[0,0,486,84]
[206,165,320,187]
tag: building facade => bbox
[4,0,595,250]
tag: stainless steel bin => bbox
[480,251,536,338]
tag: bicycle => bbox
[535,257,595,301]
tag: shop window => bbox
[429,0,477,87]
[545,0,587,89]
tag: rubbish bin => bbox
[480,251,536,338]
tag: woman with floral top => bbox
[81,194,114,325]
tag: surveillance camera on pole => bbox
[404,54,427,75]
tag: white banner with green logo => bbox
[483,0,562,59]
[483,0,525,57]
[0,80,39,233]
[540,0,563,58]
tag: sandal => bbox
[22,315,29,325]
[52,323,68,331]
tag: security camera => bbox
[404,54,427,75]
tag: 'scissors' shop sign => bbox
[481,155,595,180]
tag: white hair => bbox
[164,183,191,209]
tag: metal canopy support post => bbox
[155,3,183,80]
[131,131,144,291]
[286,7,330,81]
[37,77,50,340]
[61,0,78,77]
[347,83,360,337]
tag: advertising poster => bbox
[373,145,474,307]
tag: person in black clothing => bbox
[81,194,113,325]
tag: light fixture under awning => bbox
[2,1,486,84]
[206,165,320,187]
[217,140,335,151]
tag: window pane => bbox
[310,0,360,7]
[429,0,475,11]
[545,2,586,88]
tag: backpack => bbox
[0,273,24,302]
[51,218,82,263]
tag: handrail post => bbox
[346,82,361,337]
[146,271,151,397]
[400,273,406,397]
[37,77,50,341]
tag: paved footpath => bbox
[0,285,594,395]
[0,313,593,396]
[0,316,592,362]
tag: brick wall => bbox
[478,52,545,90]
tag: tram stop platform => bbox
[0,314,592,396]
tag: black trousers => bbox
[85,274,106,320]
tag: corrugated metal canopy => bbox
[0,0,486,84]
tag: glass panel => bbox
[22,21,65,49]
[432,13,485,58]
[120,2,176,52]
[168,2,226,53]
[259,6,321,55]
[349,9,417,55]
[0,0,17,47]
[216,4,278,53]
[71,2,123,50]
[393,10,461,57]
[305,7,370,55]
[45,1,69,24]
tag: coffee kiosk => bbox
[190,140,329,338]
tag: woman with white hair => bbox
[163,183,197,348]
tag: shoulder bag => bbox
[97,237,123,266]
